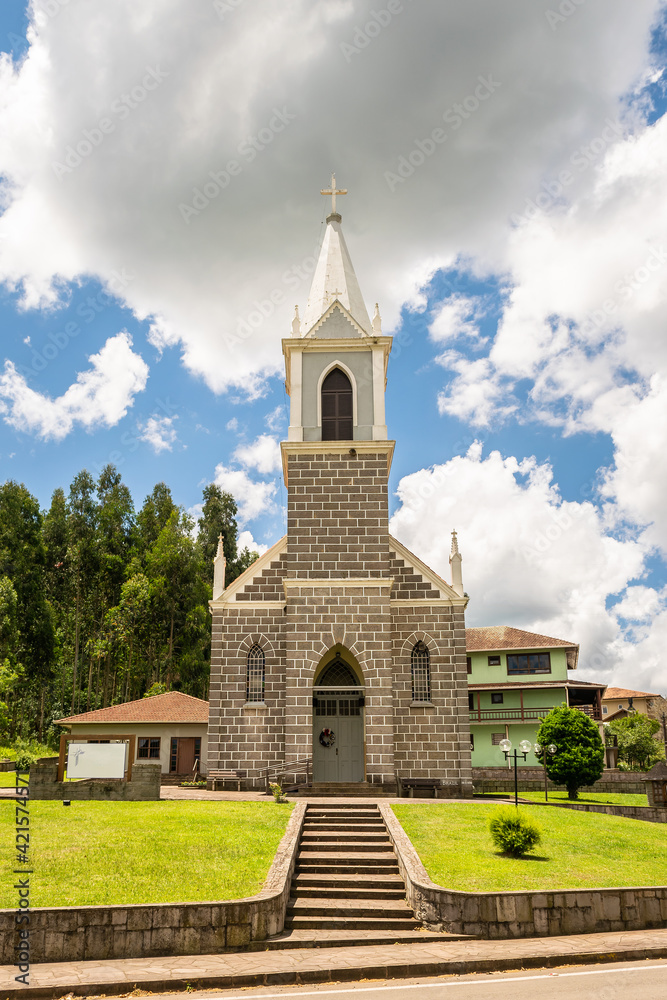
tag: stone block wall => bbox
[29,760,161,800]
[208,605,286,781]
[392,603,472,794]
[472,767,648,795]
[0,802,305,963]
[286,452,390,578]
[381,804,667,938]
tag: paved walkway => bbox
[2,929,667,998]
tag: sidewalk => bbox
[2,928,667,998]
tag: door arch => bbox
[312,650,365,783]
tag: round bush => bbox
[489,806,542,857]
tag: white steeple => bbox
[301,175,372,336]
[212,534,226,600]
[449,529,464,597]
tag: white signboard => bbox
[66,742,127,780]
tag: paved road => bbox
[126,961,667,1000]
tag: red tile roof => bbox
[56,691,209,725]
[466,626,577,652]
[603,687,661,700]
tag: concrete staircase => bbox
[265,801,472,949]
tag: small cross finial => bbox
[320,172,347,215]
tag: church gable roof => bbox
[306,301,368,339]
[388,535,462,602]
[211,535,288,604]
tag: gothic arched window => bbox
[321,367,353,441]
[246,644,265,702]
[411,641,431,703]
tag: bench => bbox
[397,776,443,798]
[207,769,247,791]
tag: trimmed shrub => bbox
[489,806,542,857]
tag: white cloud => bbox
[389,444,662,689]
[138,414,178,453]
[213,463,277,524]
[237,529,270,556]
[225,417,239,432]
[0,332,148,439]
[233,433,281,474]
[265,404,285,432]
[0,1,661,395]
[429,295,485,348]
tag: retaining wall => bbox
[0,801,305,964]
[380,803,667,939]
[28,759,162,801]
[472,767,647,796]
[525,799,667,824]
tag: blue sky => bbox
[1,1,667,691]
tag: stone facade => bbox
[207,205,472,795]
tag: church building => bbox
[207,179,473,795]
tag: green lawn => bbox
[0,800,292,907]
[0,771,17,787]
[519,790,649,807]
[393,802,667,892]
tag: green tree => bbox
[136,483,177,554]
[0,481,55,735]
[0,577,22,736]
[66,471,99,713]
[606,714,666,771]
[536,704,605,799]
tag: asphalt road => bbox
[131,961,667,1000]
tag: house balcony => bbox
[469,707,554,724]
[572,704,601,721]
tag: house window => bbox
[321,367,353,441]
[469,734,474,751]
[488,655,501,666]
[411,641,431,702]
[491,732,505,746]
[466,656,472,674]
[137,737,160,759]
[194,737,201,765]
[602,706,608,714]
[507,652,551,675]
[468,692,475,711]
[491,692,504,704]
[246,643,265,702]
[170,738,178,772]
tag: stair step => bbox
[263,928,474,950]
[301,833,390,843]
[288,899,413,918]
[297,864,400,875]
[293,887,406,900]
[299,842,393,852]
[294,874,405,888]
[303,821,385,829]
[286,916,419,930]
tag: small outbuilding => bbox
[645,761,667,808]
[56,691,208,779]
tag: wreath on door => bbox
[319,728,336,748]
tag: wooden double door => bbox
[312,695,364,782]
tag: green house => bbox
[466,626,605,767]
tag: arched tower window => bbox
[321,367,353,441]
[411,641,431,702]
[246,644,265,702]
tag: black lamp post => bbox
[533,741,557,800]
[500,739,557,807]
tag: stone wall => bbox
[472,767,648,795]
[208,605,286,781]
[29,760,161,800]
[0,802,305,964]
[527,799,667,824]
[392,602,473,794]
[381,804,667,938]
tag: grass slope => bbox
[518,790,648,807]
[393,802,667,892]
[0,800,292,908]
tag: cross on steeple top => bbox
[320,173,347,215]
